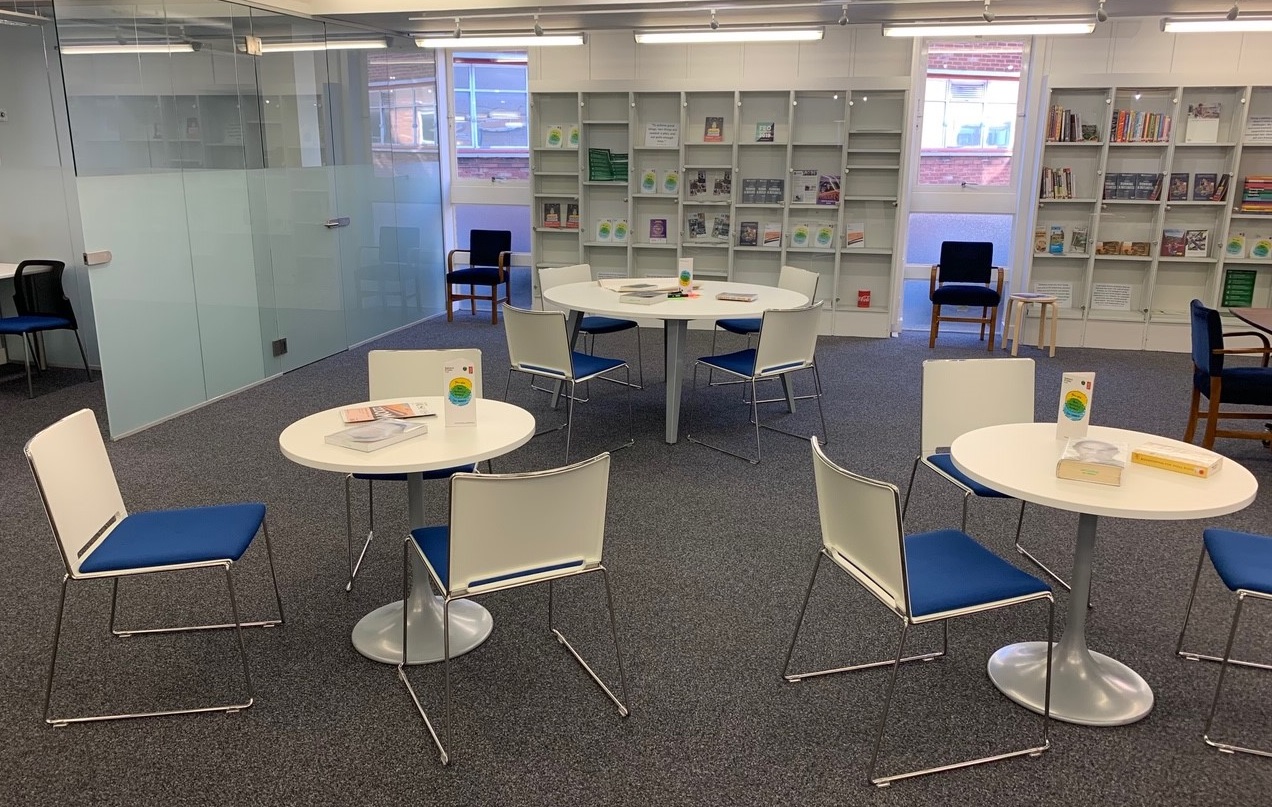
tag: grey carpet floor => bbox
[2,285,1272,805]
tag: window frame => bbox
[446,51,530,194]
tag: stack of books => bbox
[587,148,629,182]
[1240,176,1272,214]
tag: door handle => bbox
[324,217,350,229]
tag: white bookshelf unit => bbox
[528,86,910,337]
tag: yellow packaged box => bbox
[1130,441,1223,478]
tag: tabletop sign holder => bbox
[677,257,694,297]
[443,359,477,427]
[1057,371,1094,439]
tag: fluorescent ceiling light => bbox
[60,43,196,55]
[0,8,49,26]
[1161,17,1272,32]
[882,20,1096,37]
[415,33,585,48]
[260,39,387,52]
[634,28,824,44]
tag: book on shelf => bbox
[686,211,707,239]
[1111,108,1172,142]
[762,221,783,247]
[1035,228,1049,254]
[754,122,775,142]
[1161,228,1186,257]
[1250,236,1272,260]
[765,178,785,204]
[340,402,434,424]
[790,223,811,248]
[1056,438,1128,487]
[326,419,429,453]
[1226,232,1247,258]
[542,202,561,228]
[1115,173,1136,200]
[1168,173,1189,202]
[816,174,840,206]
[648,218,668,243]
[639,167,657,194]
[565,203,580,229]
[1122,241,1152,257]
[613,219,629,243]
[1193,173,1218,201]
[1048,225,1065,255]
[738,221,759,247]
[1095,240,1122,255]
[619,291,667,305]
[1082,124,1099,141]
[544,123,565,148]
[1240,176,1272,213]
[792,169,820,203]
[1134,173,1158,201]
[714,169,732,199]
[688,169,708,198]
[1069,226,1089,254]
[594,219,613,242]
[703,116,724,143]
[644,121,679,147]
[1102,174,1117,200]
[741,178,759,204]
[567,123,580,149]
[1185,229,1210,257]
[1130,441,1222,478]
[814,224,836,249]
[843,222,865,249]
[1212,173,1230,202]
[1040,166,1075,199]
[661,168,680,195]
[1221,267,1257,307]
[1184,102,1222,144]
[711,213,731,240]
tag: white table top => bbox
[279,397,536,475]
[951,423,1257,520]
[542,279,809,321]
[0,263,17,281]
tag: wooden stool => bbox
[1003,293,1058,358]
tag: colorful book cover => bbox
[1212,174,1230,202]
[595,219,613,242]
[1193,173,1218,201]
[1034,227,1049,253]
[1161,228,1186,257]
[648,218,668,243]
[1226,232,1247,258]
[1095,241,1121,255]
[544,123,564,148]
[1070,226,1089,254]
[843,223,865,248]
[1249,236,1272,260]
[790,223,810,248]
[762,221,782,247]
[814,224,835,249]
[1048,225,1065,254]
[565,203,580,229]
[1168,173,1189,201]
[640,168,657,194]
[661,168,680,195]
[755,121,775,142]
[738,221,758,247]
[686,211,706,239]
[566,123,580,149]
[340,402,433,424]
[703,116,724,143]
[1185,229,1210,257]
[816,174,840,206]
[542,202,561,228]
[443,359,477,427]
[612,219,629,243]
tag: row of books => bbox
[1240,176,1272,214]
[1102,172,1162,201]
[687,169,732,199]
[1045,105,1099,143]
[1160,229,1211,257]
[593,219,631,242]
[1094,241,1152,256]
[1110,109,1172,142]
[683,211,866,249]
[1040,166,1077,199]
[1056,438,1222,487]
[541,202,580,230]
[740,178,786,204]
[639,168,680,195]
[542,123,581,149]
[588,148,629,182]
[1225,233,1272,260]
[1167,172,1229,202]
[1034,225,1089,255]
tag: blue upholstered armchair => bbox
[445,229,512,324]
[1185,298,1272,449]
[927,241,1004,351]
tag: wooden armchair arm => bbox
[1220,329,1272,367]
[446,248,463,273]
[993,266,1005,295]
[497,250,512,281]
[928,264,938,296]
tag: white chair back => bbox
[24,408,127,577]
[368,349,483,400]
[539,264,593,314]
[753,302,823,378]
[778,265,820,304]
[920,358,1034,455]
[503,304,574,380]
[810,437,910,616]
[447,453,611,594]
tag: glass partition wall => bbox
[53,0,443,436]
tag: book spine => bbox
[1129,451,1213,478]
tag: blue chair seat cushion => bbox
[447,267,503,285]
[698,348,756,378]
[352,463,476,483]
[1204,528,1272,595]
[1194,366,1272,406]
[932,284,1001,307]
[571,350,626,380]
[924,453,1010,498]
[411,526,582,590]
[581,316,637,335]
[79,503,267,574]
[716,317,761,336]
[0,314,72,334]
[905,529,1049,618]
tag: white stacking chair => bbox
[785,437,1054,786]
[709,266,819,397]
[686,302,827,464]
[343,349,482,591]
[502,303,634,463]
[540,263,644,390]
[25,408,284,725]
[900,358,1073,593]
[397,452,628,765]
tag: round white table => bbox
[542,279,809,443]
[279,397,536,665]
[952,423,1257,725]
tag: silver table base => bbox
[987,512,1154,725]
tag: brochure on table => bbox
[1057,372,1094,439]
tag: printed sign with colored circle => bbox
[448,368,474,407]
[1062,389,1088,421]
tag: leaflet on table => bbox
[597,277,702,293]
[325,419,428,452]
[340,401,434,423]
[1056,372,1094,439]
[443,359,478,426]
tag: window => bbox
[451,53,529,182]
[918,41,1024,187]
[367,51,440,177]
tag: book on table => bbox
[1056,438,1128,486]
[326,419,429,452]
[1130,441,1222,479]
[619,291,667,305]
[340,401,434,424]
[716,291,758,302]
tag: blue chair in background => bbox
[1176,527,1272,757]
[1184,298,1272,449]
[0,260,92,398]
[927,241,1003,351]
[445,229,512,324]
[785,437,1054,786]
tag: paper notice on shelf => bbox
[1033,282,1073,309]
[1245,115,1272,144]
[1090,283,1132,311]
[645,122,680,148]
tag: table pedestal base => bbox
[988,640,1154,726]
